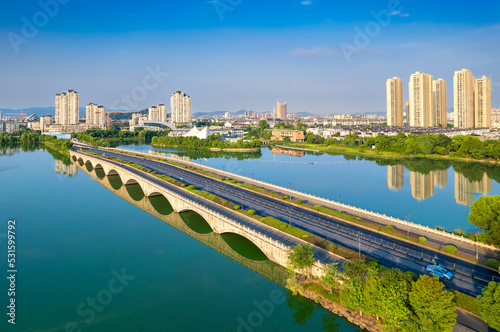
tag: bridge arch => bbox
[124,179,145,201]
[94,164,106,179]
[77,157,84,166]
[220,232,269,261]
[179,210,213,234]
[84,160,94,172]
[148,192,174,216]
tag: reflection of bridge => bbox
[71,150,340,276]
[77,161,290,285]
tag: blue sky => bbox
[0,0,499,115]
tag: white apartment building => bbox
[40,115,53,132]
[55,89,79,125]
[148,103,167,122]
[432,78,447,127]
[171,91,192,124]
[409,72,433,127]
[386,77,404,126]
[474,76,491,129]
[454,69,475,128]
[86,103,106,129]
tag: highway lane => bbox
[79,148,500,296]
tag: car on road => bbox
[426,264,454,280]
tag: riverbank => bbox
[274,142,500,165]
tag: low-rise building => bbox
[271,129,305,142]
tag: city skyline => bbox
[0,1,499,114]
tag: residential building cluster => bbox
[386,69,491,129]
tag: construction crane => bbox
[5,111,27,123]
[106,111,121,130]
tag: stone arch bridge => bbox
[71,150,328,276]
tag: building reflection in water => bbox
[55,159,79,177]
[386,164,493,204]
[454,173,492,206]
[410,171,435,201]
[271,147,305,157]
[386,165,449,201]
[0,148,20,156]
[387,165,404,191]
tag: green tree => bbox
[340,260,370,315]
[468,196,500,245]
[286,275,304,295]
[377,269,412,331]
[409,275,457,332]
[288,244,315,276]
[476,281,500,331]
[321,263,340,293]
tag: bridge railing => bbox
[105,147,498,252]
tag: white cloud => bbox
[399,13,410,17]
[301,1,312,5]
[389,11,400,16]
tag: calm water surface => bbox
[0,147,360,332]
[118,144,500,232]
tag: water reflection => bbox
[455,173,492,206]
[387,165,404,191]
[0,147,20,156]
[55,159,79,177]
[410,171,435,201]
[386,161,494,205]
[272,147,305,157]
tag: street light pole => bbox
[288,182,293,202]
[338,194,343,215]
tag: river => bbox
[0,146,361,332]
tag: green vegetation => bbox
[486,258,500,270]
[321,263,340,293]
[445,245,458,254]
[304,282,340,303]
[247,209,256,215]
[476,281,500,331]
[152,134,261,151]
[468,196,500,245]
[73,128,165,146]
[286,276,304,296]
[233,205,241,210]
[288,244,315,277]
[0,129,73,154]
[419,237,427,242]
[386,225,394,230]
[295,199,303,204]
[409,275,457,332]
[450,290,479,316]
